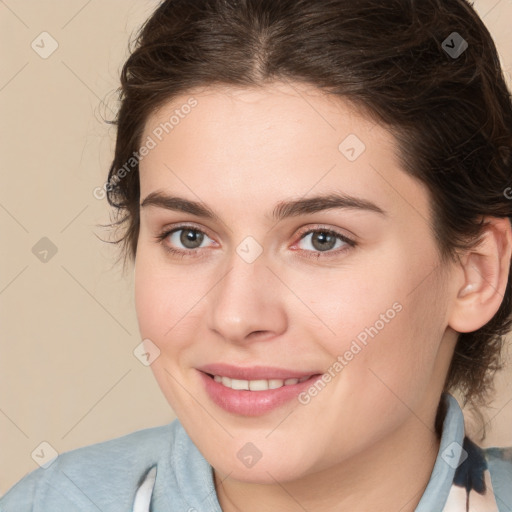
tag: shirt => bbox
[1,393,511,511]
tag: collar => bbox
[417,393,499,511]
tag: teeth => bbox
[212,374,311,391]
[231,378,249,390]
[249,379,270,391]
[268,379,284,389]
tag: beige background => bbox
[1,0,512,495]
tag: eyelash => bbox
[154,224,357,260]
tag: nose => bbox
[206,252,288,344]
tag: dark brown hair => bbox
[105,0,512,436]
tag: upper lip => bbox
[197,363,320,380]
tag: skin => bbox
[134,81,511,511]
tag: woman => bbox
[2,0,512,510]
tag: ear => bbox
[448,217,512,333]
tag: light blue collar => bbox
[415,393,465,511]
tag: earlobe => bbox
[448,217,512,333]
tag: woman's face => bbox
[135,81,459,483]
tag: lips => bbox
[196,363,324,415]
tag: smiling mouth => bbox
[204,373,320,391]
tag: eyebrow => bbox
[140,191,386,222]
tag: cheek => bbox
[134,250,179,349]
[299,252,446,395]
[134,263,163,339]
[134,250,211,359]
[134,254,199,410]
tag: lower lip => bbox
[198,370,323,416]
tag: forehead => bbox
[142,82,373,156]
[138,81,431,225]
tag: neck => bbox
[214,410,441,512]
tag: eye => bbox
[155,225,214,258]
[155,224,356,260]
[294,227,356,259]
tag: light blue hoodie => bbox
[1,393,511,511]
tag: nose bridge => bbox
[207,247,287,342]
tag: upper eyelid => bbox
[294,228,356,251]
[162,223,215,241]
